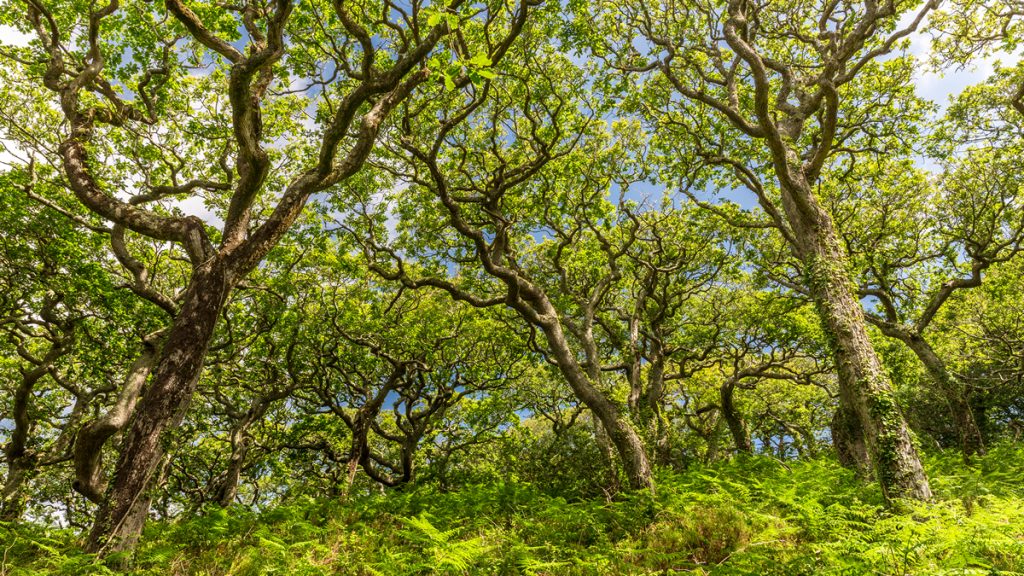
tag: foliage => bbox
[0,0,1022,568]
[4,446,1024,575]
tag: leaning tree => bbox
[583,0,941,502]
[0,0,537,553]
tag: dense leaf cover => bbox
[4,446,1024,575]
[0,0,1022,571]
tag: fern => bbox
[397,514,491,574]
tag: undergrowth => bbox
[2,445,1023,575]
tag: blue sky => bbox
[0,11,1017,223]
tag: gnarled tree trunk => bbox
[536,315,653,491]
[719,380,752,454]
[210,403,268,507]
[787,191,930,502]
[74,337,161,504]
[87,261,233,553]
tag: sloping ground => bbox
[4,445,1023,575]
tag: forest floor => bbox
[4,445,1023,575]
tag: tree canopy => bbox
[0,0,1022,572]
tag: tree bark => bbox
[105,458,170,569]
[901,333,985,459]
[705,412,723,463]
[719,380,752,454]
[592,417,621,496]
[536,317,653,491]
[86,260,232,553]
[0,464,30,521]
[642,355,672,465]
[74,338,160,504]
[831,398,871,477]
[788,195,931,502]
[343,415,374,497]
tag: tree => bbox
[0,0,535,553]
[344,32,659,489]
[294,257,526,493]
[836,150,1024,458]
[928,256,1024,444]
[0,167,158,521]
[585,0,937,502]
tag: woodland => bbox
[0,0,1023,574]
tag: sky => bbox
[0,11,1010,121]
[0,8,1017,223]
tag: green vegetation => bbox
[5,446,1023,575]
[1,0,1023,572]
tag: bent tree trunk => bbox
[581,390,651,492]
[791,198,931,502]
[641,355,672,465]
[536,314,653,491]
[343,391,393,495]
[593,418,622,495]
[87,261,233,553]
[74,338,160,504]
[901,334,985,458]
[720,380,752,454]
[211,403,267,507]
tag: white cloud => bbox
[0,25,32,47]
[899,11,1015,109]
[172,196,225,228]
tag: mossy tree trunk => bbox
[720,380,752,454]
[87,260,233,553]
[831,400,872,478]
[786,188,931,502]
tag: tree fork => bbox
[87,260,233,553]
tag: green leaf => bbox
[468,53,492,67]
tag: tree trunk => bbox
[87,260,232,553]
[105,458,170,569]
[593,417,621,497]
[344,419,371,497]
[212,415,259,507]
[642,355,672,465]
[341,372,402,493]
[831,400,871,477]
[705,411,723,463]
[74,339,160,504]
[788,196,930,502]
[901,333,985,459]
[719,380,752,454]
[0,462,29,521]
[536,317,653,491]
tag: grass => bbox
[2,444,1023,575]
